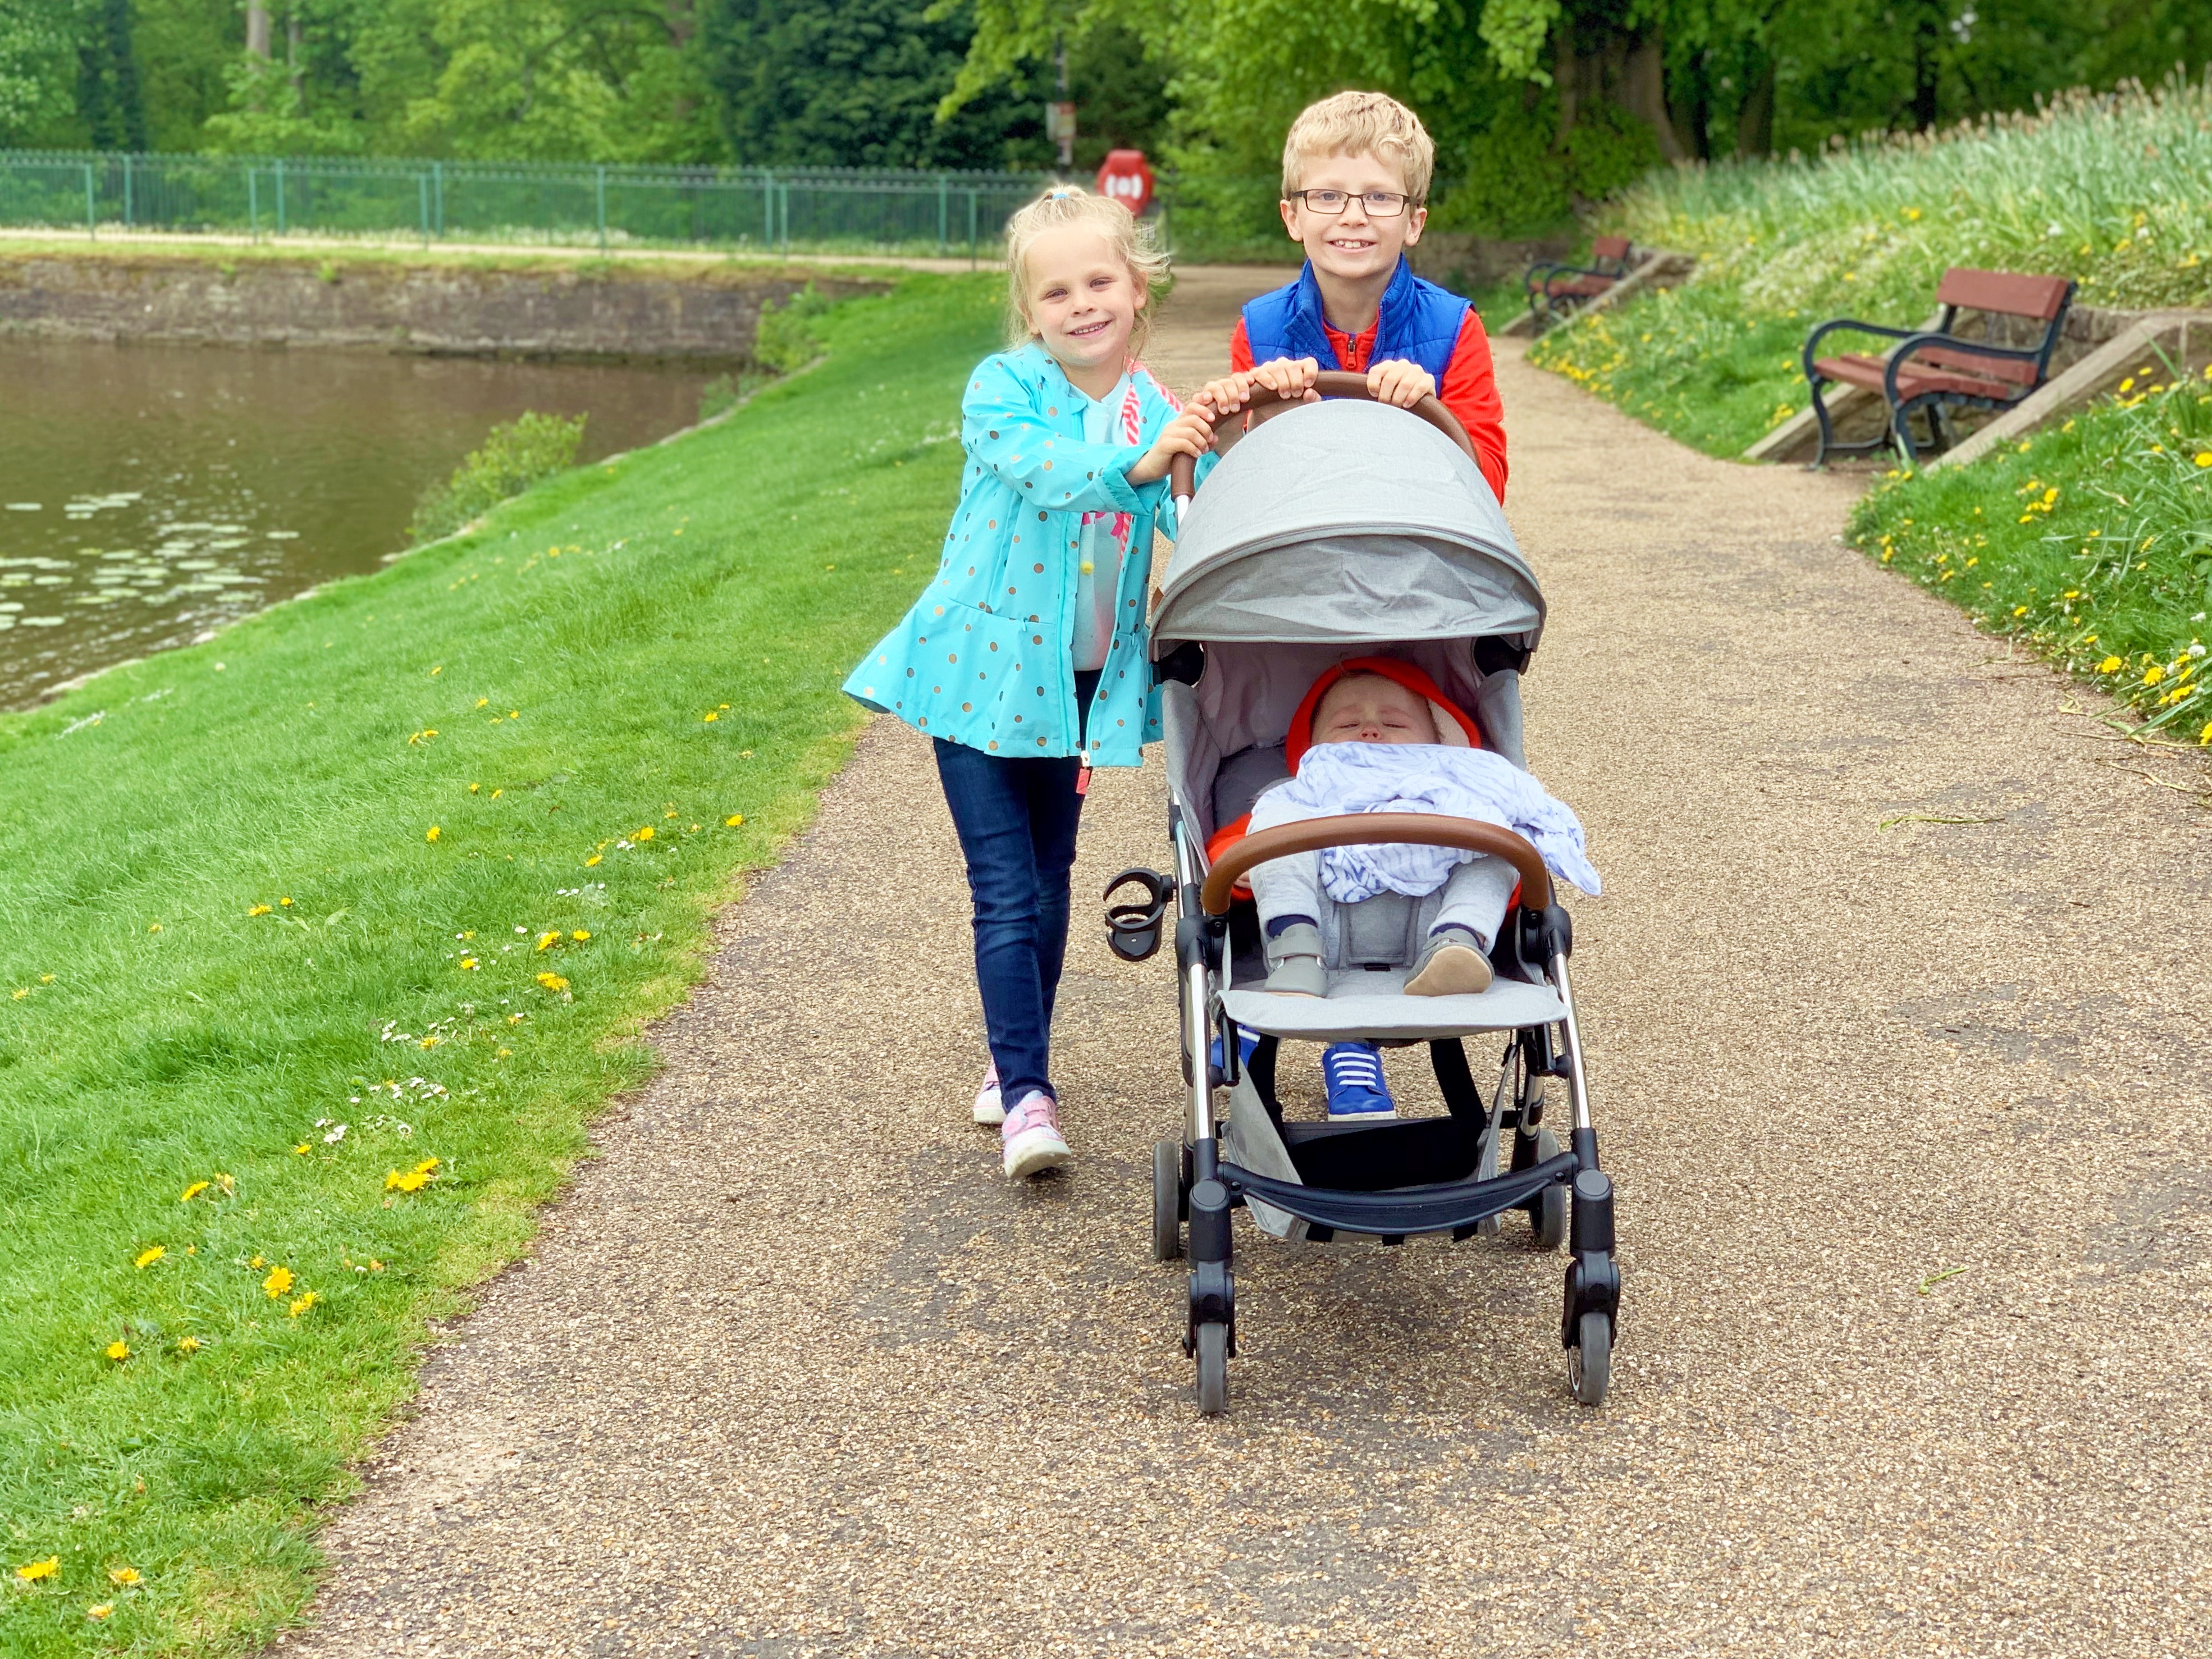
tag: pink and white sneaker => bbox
[1000,1091,1072,1180]
[972,1063,1006,1126]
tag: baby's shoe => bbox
[1002,1090,1072,1179]
[1263,921,1327,998]
[1322,1043,1396,1120]
[972,1062,1005,1125]
[1405,925,1493,997]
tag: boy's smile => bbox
[1282,155,1427,291]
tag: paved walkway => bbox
[285,272,2211,1658]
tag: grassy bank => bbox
[1530,75,2212,457]
[0,273,997,1653]
[1849,364,2212,738]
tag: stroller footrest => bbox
[1219,1153,1576,1236]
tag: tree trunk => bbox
[1736,56,1776,158]
[287,10,303,103]
[1622,31,1687,163]
[1911,3,1940,130]
[1675,49,1712,162]
[246,2,270,60]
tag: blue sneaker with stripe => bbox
[1322,1043,1396,1121]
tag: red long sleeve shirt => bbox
[1230,309,1509,502]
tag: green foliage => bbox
[1849,368,2212,734]
[1535,74,2212,455]
[408,412,586,546]
[1529,282,1811,455]
[754,285,839,374]
[0,272,1002,1655]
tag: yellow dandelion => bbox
[426,825,441,842]
[703,712,719,722]
[249,1254,263,1268]
[17,1558,59,1582]
[536,971,569,992]
[385,1168,429,1193]
[469,782,481,793]
[108,1567,140,1585]
[175,1336,199,1354]
[572,930,589,941]
[584,854,602,867]
[10,988,24,1000]
[2196,453,2212,468]
[2145,664,2167,685]
[104,1340,129,1361]
[537,931,559,950]
[147,922,161,933]
[262,1265,294,1298]
[725,815,744,827]
[2098,656,2124,673]
[279,897,292,907]
[88,1603,113,1619]
[179,1181,209,1203]
[288,1291,318,1318]
[459,957,478,970]
[636,826,655,840]
[133,1246,165,1270]
[248,903,271,916]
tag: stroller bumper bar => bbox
[1218,1153,1576,1238]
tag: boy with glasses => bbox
[1198,90,1511,1121]
[1200,90,1508,505]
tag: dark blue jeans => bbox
[933,671,1097,1106]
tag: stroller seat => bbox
[1223,970,1566,1044]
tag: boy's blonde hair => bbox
[1003,184,1170,351]
[1281,90,1435,203]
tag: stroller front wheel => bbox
[1568,1309,1612,1406]
[1151,1140,1184,1261]
[1194,1321,1230,1414]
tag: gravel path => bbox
[285,270,2212,1658]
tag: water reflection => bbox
[0,341,711,707]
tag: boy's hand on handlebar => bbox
[1367,359,1437,408]
[1128,406,1218,486]
[1249,357,1320,403]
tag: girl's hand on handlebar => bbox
[1129,406,1218,486]
[1367,358,1437,408]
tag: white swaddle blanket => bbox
[1245,742,1602,902]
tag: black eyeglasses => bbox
[1287,189,1416,217]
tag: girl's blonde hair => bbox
[1003,184,1171,352]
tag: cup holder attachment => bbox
[1103,867,1171,962]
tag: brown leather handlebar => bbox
[1199,813,1551,918]
[1171,370,1477,502]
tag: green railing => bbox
[0,150,1054,257]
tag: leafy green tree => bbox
[0,0,81,145]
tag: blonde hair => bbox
[1003,184,1170,352]
[1281,90,1436,203]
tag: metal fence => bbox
[0,150,1055,256]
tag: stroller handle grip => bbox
[1200,813,1551,918]
[1171,371,1477,501]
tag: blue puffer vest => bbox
[1241,257,1469,382]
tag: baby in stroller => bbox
[1230,655,1600,1003]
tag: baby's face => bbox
[1312,674,1439,746]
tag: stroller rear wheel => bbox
[1151,1140,1184,1261]
[1194,1321,1230,1414]
[1528,1127,1567,1251]
[1568,1309,1612,1406]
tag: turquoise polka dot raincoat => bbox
[844,340,1213,766]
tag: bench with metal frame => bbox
[1802,267,2076,467]
[1524,236,1635,332]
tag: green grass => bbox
[1849,361,2212,734]
[0,273,998,1653]
[1531,72,2212,456]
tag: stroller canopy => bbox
[1153,400,1544,656]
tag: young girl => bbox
[844,186,1217,1180]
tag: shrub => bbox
[754,285,838,376]
[408,412,586,546]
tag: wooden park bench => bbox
[1802,268,2076,465]
[1524,236,1635,332]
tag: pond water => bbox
[0,341,712,707]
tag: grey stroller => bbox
[1102,374,1617,1414]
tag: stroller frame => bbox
[1118,377,1619,1414]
